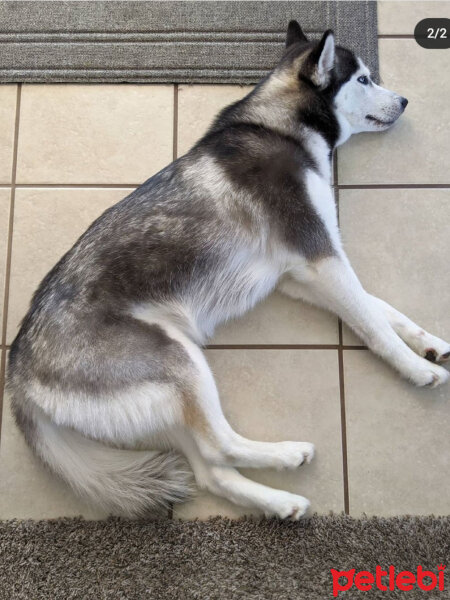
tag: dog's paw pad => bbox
[423,345,450,364]
[425,349,437,363]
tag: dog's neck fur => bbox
[209,71,349,178]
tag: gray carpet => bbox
[1,514,448,599]
[0,1,379,83]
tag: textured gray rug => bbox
[0,515,448,599]
[0,1,378,83]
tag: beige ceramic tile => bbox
[7,187,135,344]
[340,189,450,345]
[211,291,339,345]
[177,84,252,156]
[0,190,10,341]
[0,384,107,519]
[378,1,450,35]
[0,85,17,183]
[344,350,450,516]
[17,85,173,184]
[175,349,343,519]
[338,39,450,184]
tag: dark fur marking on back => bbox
[202,122,335,259]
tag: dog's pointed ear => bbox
[309,29,335,87]
[286,20,308,47]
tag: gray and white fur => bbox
[7,22,449,519]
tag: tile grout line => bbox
[0,182,450,190]
[2,184,450,190]
[208,344,341,350]
[0,342,369,351]
[335,146,350,515]
[173,83,178,161]
[338,321,350,515]
[168,82,179,520]
[338,183,450,190]
[12,184,139,189]
[206,344,367,350]
[0,83,22,440]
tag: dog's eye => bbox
[357,75,369,85]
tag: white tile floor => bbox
[0,1,449,519]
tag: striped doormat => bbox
[0,1,378,84]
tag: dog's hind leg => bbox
[170,430,310,519]
[278,256,449,387]
[368,295,450,363]
[168,325,314,470]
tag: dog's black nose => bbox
[400,97,408,108]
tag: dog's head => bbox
[278,21,407,136]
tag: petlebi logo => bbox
[330,564,446,597]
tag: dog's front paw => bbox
[274,441,315,470]
[409,362,449,388]
[408,330,450,364]
[265,491,310,520]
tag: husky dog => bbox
[7,22,450,519]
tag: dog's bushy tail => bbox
[12,399,194,517]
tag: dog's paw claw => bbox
[425,367,449,388]
[300,442,315,466]
[427,374,440,388]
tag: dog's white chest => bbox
[304,168,340,250]
[304,129,332,182]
